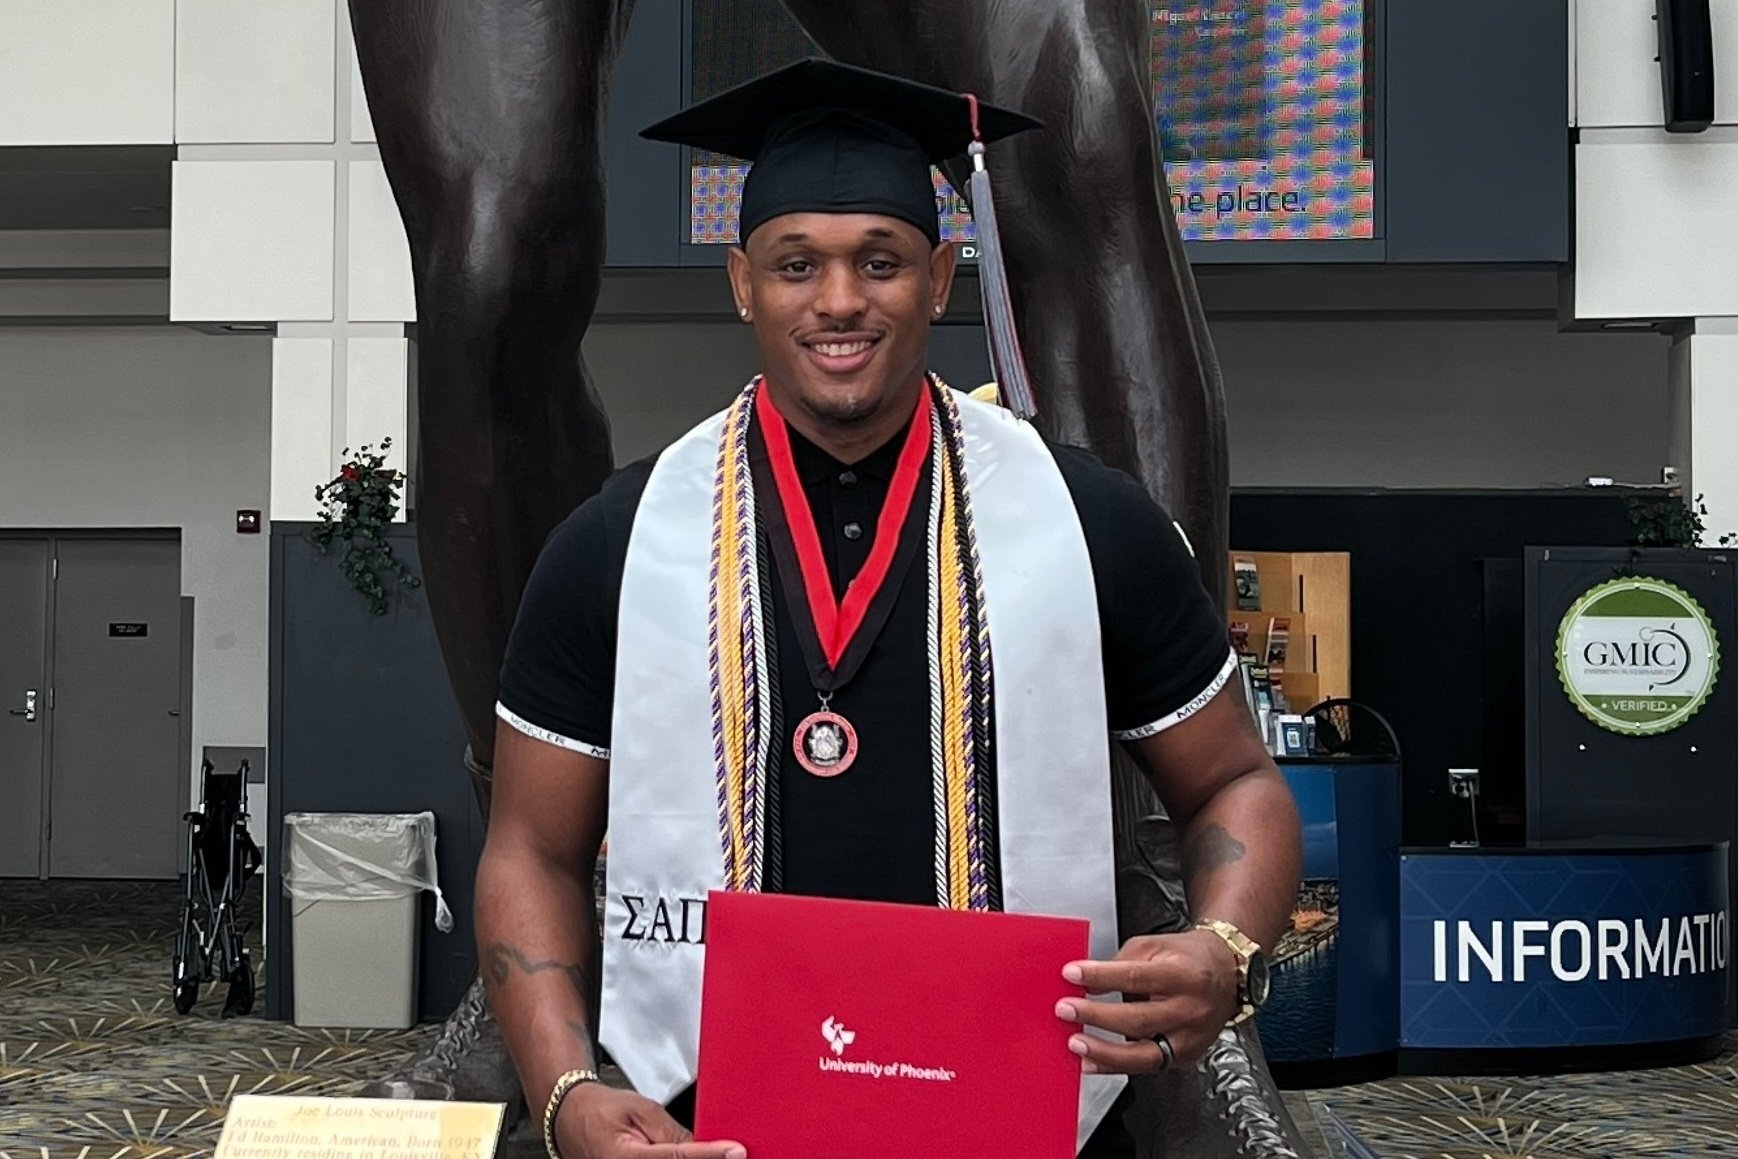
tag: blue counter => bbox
[1259,758,1401,1084]
[1398,841,1729,1070]
[1257,767,1729,1082]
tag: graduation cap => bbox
[642,58,1046,419]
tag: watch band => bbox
[1194,917,1261,958]
[1193,918,1262,1025]
[542,1068,601,1159]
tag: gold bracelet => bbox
[542,1068,600,1159]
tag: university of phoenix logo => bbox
[821,1017,856,1056]
[1557,576,1720,736]
[816,1021,958,1083]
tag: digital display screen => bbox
[689,0,1374,245]
[1153,1,1374,240]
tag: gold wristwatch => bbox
[1194,918,1271,1026]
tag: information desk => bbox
[1259,758,1401,1087]
[1398,841,1729,1072]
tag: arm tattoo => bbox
[1182,823,1247,885]
[485,943,601,1066]
[484,942,592,1003]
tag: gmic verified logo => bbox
[821,1017,856,1056]
[1557,576,1720,736]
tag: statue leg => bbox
[350,0,628,788]
[776,5,1301,1157]
[347,0,632,1106]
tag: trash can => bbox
[282,811,454,1029]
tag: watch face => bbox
[1246,952,1271,1008]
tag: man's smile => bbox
[800,332,884,374]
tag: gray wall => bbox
[1219,319,1669,489]
[268,527,477,1022]
[0,325,272,805]
[584,318,1670,490]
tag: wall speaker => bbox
[1657,0,1716,133]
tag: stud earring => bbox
[739,307,749,320]
[934,305,945,317]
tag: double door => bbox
[0,536,186,879]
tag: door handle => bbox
[8,690,36,722]
[167,709,181,717]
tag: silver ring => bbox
[1154,1033,1176,1071]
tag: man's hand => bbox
[1056,930,1241,1074]
[556,1084,746,1159]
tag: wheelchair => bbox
[173,757,263,1016]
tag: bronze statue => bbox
[350,2,1302,1155]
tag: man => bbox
[478,61,1300,1159]
[350,4,1271,1145]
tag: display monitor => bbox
[687,0,1376,246]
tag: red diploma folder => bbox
[695,890,1089,1159]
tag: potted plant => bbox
[306,440,421,616]
[1625,492,1736,549]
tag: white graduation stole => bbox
[599,392,1126,1149]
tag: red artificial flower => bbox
[341,465,360,481]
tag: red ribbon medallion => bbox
[757,383,933,778]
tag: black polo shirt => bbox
[499,405,1232,904]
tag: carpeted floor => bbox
[0,880,433,1158]
[5,880,1738,1157]
[1314,1061,1738,1157]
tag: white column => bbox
[175,0,337,145]
[1572,1,1738,512]
[346,334,411,474]
[168,0,415,522]
[1668,320,1738,541]
[1572,2,1738,321]
[0,0,175,145]
[270,337,334,519]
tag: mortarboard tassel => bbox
[964,94,1038,421]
